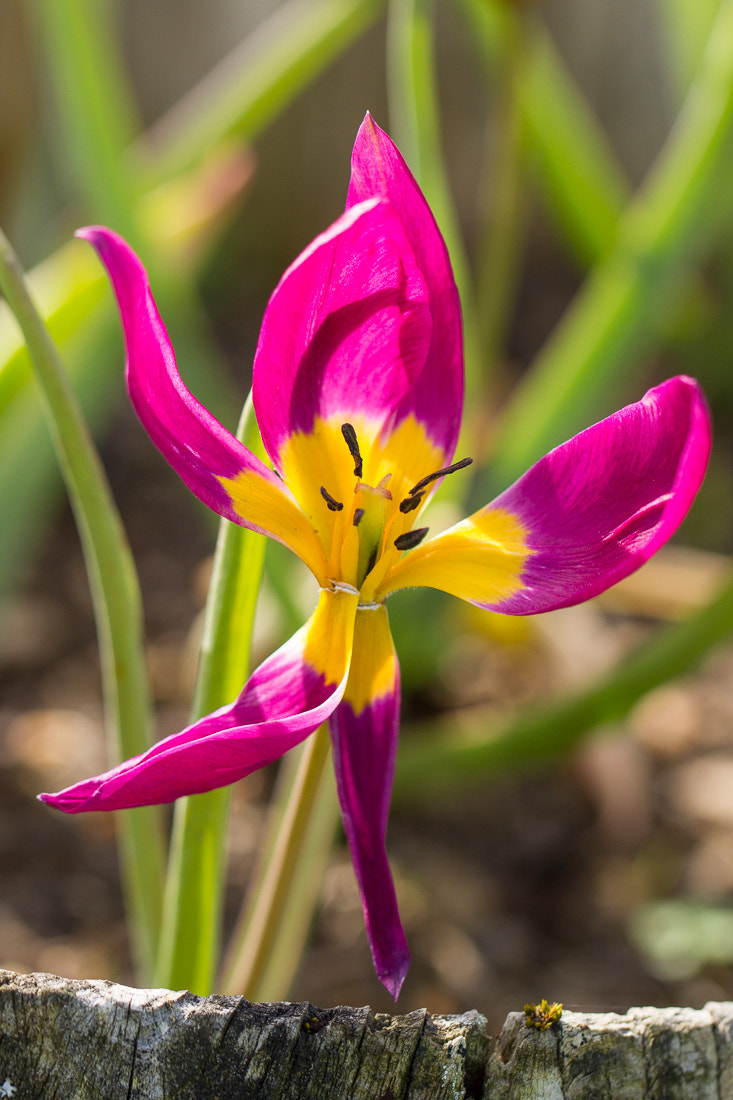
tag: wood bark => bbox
[1,969,732,1098]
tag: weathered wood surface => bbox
[1,970,733,1098]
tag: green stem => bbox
[154,396,267,995]
[219,723,334,996]
[0,228,164,981]
[386,0,482,400]
[249,762,339,1001]
[394,566,733,798]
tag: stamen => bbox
[341,423,363,478]
[394,527,429,551]
[353,508,365,527]
[320,485,344,511]
[409,456,473,497]
[399,492,424,514]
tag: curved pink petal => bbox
[383,377,710,613]
[347,114,463,462]
[490,375,711,613]
[252,199,432,471]
[329,606,409,999]
[40,589,358,813]
[77,227,325,573]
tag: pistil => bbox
[353,474,392,585]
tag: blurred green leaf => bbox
[484,0,733,492]
[395,565,733,798]
[458,0,630,268]
[657,0,723,94]
[33,0,143,241]
[629,900,733,980]
[136,0,385,188]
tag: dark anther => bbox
[353,508,365,527]
[341,423,363,478]
[399,492,424,514]
[366,546,378,575]
[320,486,344,512]
[409,456,473,497]
[394,527,429,551]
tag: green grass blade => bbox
[485,0,733,492]
[137,0,384,188]
[0,228,164,981]
[458,0,630,267]
[657,0,722,94]
[32,0,142,240]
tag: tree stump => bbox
[0,969,731,1098]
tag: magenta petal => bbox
[490,376,712,614]
[329,616,409,999]
[40,592,358,813]
[253,199,432,470]
[77,226,294,536]
[347,114,463,461]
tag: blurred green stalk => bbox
[154,397,267,995]
[387,0,482,402]
[658,0,723,93]
[136,0,385,187]
[219,723,336,998]
[32,0,143,244]
[487,0,733,489]
[0,229,165,981]
[473,11,527,376]
[235,755,338,1000]
[458,0,630,269]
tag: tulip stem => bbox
[219,723,336,997]
[154,395,267,995]
[0,227,165,982]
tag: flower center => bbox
[319,422,472,592]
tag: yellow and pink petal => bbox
[78,227,327,581]
[379,377,710,613]
[39,588,358,813]
[329,605,408,999]
[252,198,432,476]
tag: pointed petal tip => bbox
[357,110,378,137]
[379,953,410,1001]
[75,227,152,285]
[74,224,117,250]
[37,790,85,814]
